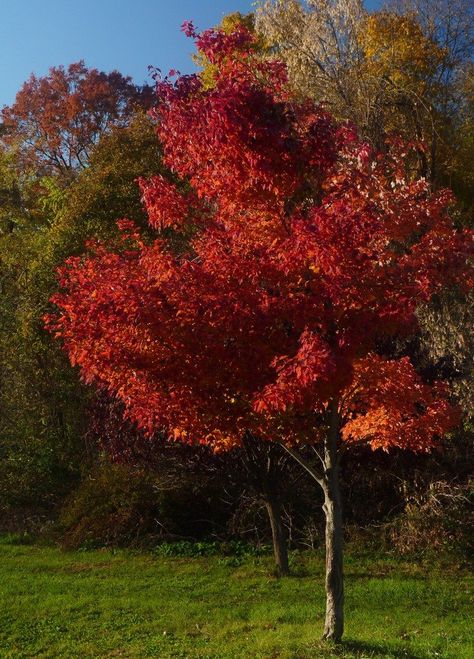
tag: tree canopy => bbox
[46,24,473,640]
[1,61,151,183]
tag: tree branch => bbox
[278,442,324,487]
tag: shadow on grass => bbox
[340,638,425,658]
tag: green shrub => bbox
[58,459,234,550]
[58,462,160,549]
[0,531,34,545]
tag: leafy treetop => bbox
[1,61,151,181]
[46,24,472,455]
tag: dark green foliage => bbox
[0,113,165,522]
[154,539,268,559]
[57,456,234,550]
[58,463,160,549]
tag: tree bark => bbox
[321,402,344,642]
[321,470,344,641]
[264,495,289,576]
[241,433,291,577]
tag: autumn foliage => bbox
[1,61,150,179]
[46,24,472,456]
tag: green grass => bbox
[0,538,472,658]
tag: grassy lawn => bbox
[0,538,472,658]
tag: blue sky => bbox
[0,0,381,107]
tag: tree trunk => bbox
[278,399,344,640]
[265,495,289,576]
[321,473,344,641]
[322,402,344,642]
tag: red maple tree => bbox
[46,24,473,641]
[1,61,151,180]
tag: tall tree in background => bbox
[255,0,474,193]
[1,61,151,183]
[450,62,474,209]
[47,25,472,640]
[356,10,446,176]
[0,113,164,523]
[255,0,365,116]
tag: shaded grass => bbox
[0,538,472,657]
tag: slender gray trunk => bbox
[265,496,289,576]
[321,401,344,641]
[321,470,344,640]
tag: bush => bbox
[59,462,160,549]
[384,480,473,556]
[58,458,234,550]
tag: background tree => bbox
[445,62,474,213]
[47,24,472,641]
[255,0,474,191]
[193,12,262,90]
[255,1,366,123]
[1,61,151,183]
[0,112,164,527]
[231,435,294,576]
[356,10,446,175]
